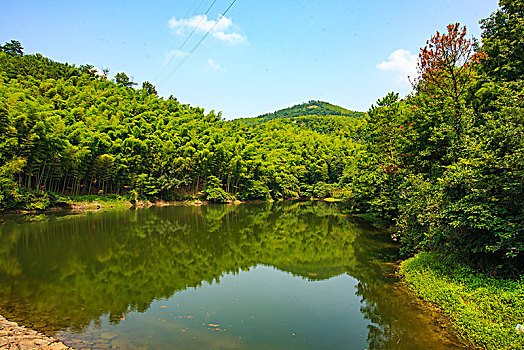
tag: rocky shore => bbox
[0,315,72,350]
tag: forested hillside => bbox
[0,45,362,210]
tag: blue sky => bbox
[2,0,498,119]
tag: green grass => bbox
[399,252,524,349]
[323,197,342,202]
[52,193,132,210]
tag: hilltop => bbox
[237,100,365,125]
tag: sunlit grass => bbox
[399,252,524,349]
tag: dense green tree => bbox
[114,72,137,88]
[0,40,23,56]
[141,81,157,96]
[480,0,524,82]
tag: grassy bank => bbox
[1,189,208,213]
[57,194,133,211]
[0,192,137,214]
[399,252,524,349]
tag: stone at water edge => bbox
[516,324,524,334]
[47,343,71,350]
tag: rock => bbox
[18,339,37,346]
[47,342,70,350]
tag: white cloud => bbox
[208,58,223,71]
[377,49,417,83]
[212,32,246,44]
[169,15,231,32]
[168,15,246,44]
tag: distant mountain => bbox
[237,100,365,125]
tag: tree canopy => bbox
[0,40,23,56]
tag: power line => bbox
[158,0,238,86]
[192,0,208,16]
[184,0,200,18]
[155,0,219,82]
[157,0,201,68]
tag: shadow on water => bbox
[0,202,464,349]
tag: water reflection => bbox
[0,202,461,349]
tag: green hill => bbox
[235,101,366,138]
[238,100,365,125]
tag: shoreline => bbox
[0,197,343,216]
[0,199,208,216]
[0,315,72,350]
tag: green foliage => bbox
[203,175,231,202]
[480,0,524,82]
[0,40,24,56]
[0,157,25,209]
[114,72,137,87]
[141,81,157,96]
[347,8,524,274]
[391,81,524,274]
[400,253,524,349]
[237,178,271,200]
[347,92,411,219]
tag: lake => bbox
[0,201,463,349]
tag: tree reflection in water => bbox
[0,202,462,349]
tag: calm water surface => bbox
[0,202,463,349]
